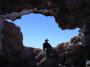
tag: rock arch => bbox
[0,0,89,67]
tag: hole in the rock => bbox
[13,13,80,48]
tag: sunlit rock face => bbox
[32,34,87,67]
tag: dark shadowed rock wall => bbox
[0,20,88,67]
[0,0,89,29]
[0,0,89,67]
[0,20,37,67]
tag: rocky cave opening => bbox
[11,13,80,48]
[0,0,90,67]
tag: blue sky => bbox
[14,13,79,48]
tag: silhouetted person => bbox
[43,39,60,67]
[43,39,52,50]
[43,39,52,58]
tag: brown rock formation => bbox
[2,20,24,52]
[0,0,89,67]
[0,20,37,67]
[0,19,88,67]
[0,0,89,29]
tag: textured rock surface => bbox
[0,21,37,67]
[0,0,89,67]
[2,21,24,52]
[0,20,4,52]
[0,0,89,29]
[0,20,89,67]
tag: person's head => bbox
[45,39,49,42]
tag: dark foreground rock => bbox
[0,0,89,67]
[0,20,37,67]
[0,20,89,67]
